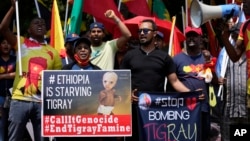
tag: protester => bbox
[220,0,250,131]
[217,23,249,141]
[0,36,16,141]
[56,37,101,141]
[63,33,80,65]
[120,19,203,141]
[88,10,131,141]
[170,26,211,141]
[89,9,131,70]
[62,37,100,70]
[154,31,165,49]
[114,38,139,69]
[220,0,250,94]
[227,18,235,30]
[0,1,62,140]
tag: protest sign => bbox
[137,91,202,141]
[41,70,132,137]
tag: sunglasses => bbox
[138,28,154,34]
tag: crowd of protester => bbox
[0,0,250,141]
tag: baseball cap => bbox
[185,26,202,35]
[73,37,91,49]
[89,22,105,30]
[156,31,164,38]
[65,33,80,43]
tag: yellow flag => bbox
[50,0,65,58]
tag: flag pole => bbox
[181,6,187,51]
[185,0,188,27]
[181,6,185,33]
[64,0,70,35]
[64,0,70,64]
[118,0,121,11]
[217,55,229,97]
[34,0,41,18]
[15,0,22,76]
[168,16,176,56]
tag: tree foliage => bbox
[0,0,68,35]
[0,0,205,36]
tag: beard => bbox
[140,37,153,46]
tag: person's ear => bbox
[153,30,157,38]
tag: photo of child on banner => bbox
[97,71,122,115]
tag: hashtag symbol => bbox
[45,125,50,133]
[49,75,55,84]
[45,116,50,124]
[155,97,161,105]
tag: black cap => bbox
[73,37,91,49]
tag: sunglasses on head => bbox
[138,28,154,34]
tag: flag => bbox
[38,0,51,30]
[83,0,123,34]
[169,16,184,57]
[171,32,183,56]
[67,0,83,35]
[147,0,152,12]
[122,0,151,17]
[205,21,219,57]
[152,0,170,21]
[226,0,242,4]
[50,0,66,58]
[185,0,192,27]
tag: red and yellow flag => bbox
[50,0,65,58]
[205,21,219,57]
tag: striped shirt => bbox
[225,54,248,118]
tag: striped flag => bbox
[50,0,65,58]
[67,0,83,35]
[152,0,170,21]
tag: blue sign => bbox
[137,91,202,141]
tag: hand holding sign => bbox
[131,89,138,103]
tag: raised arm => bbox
[220,23,245,62]
[0,0,17,48]
[104,10,131,51]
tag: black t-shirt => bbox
[120,47,175,92]
[0,55,16,97]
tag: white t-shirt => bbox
[90,39,118,70]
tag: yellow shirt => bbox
[12,37,62,102]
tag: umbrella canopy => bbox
[115,16,185,44]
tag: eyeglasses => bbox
[138,28,154,34]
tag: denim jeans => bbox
[0,96,8,141]
[8,100,41,141]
